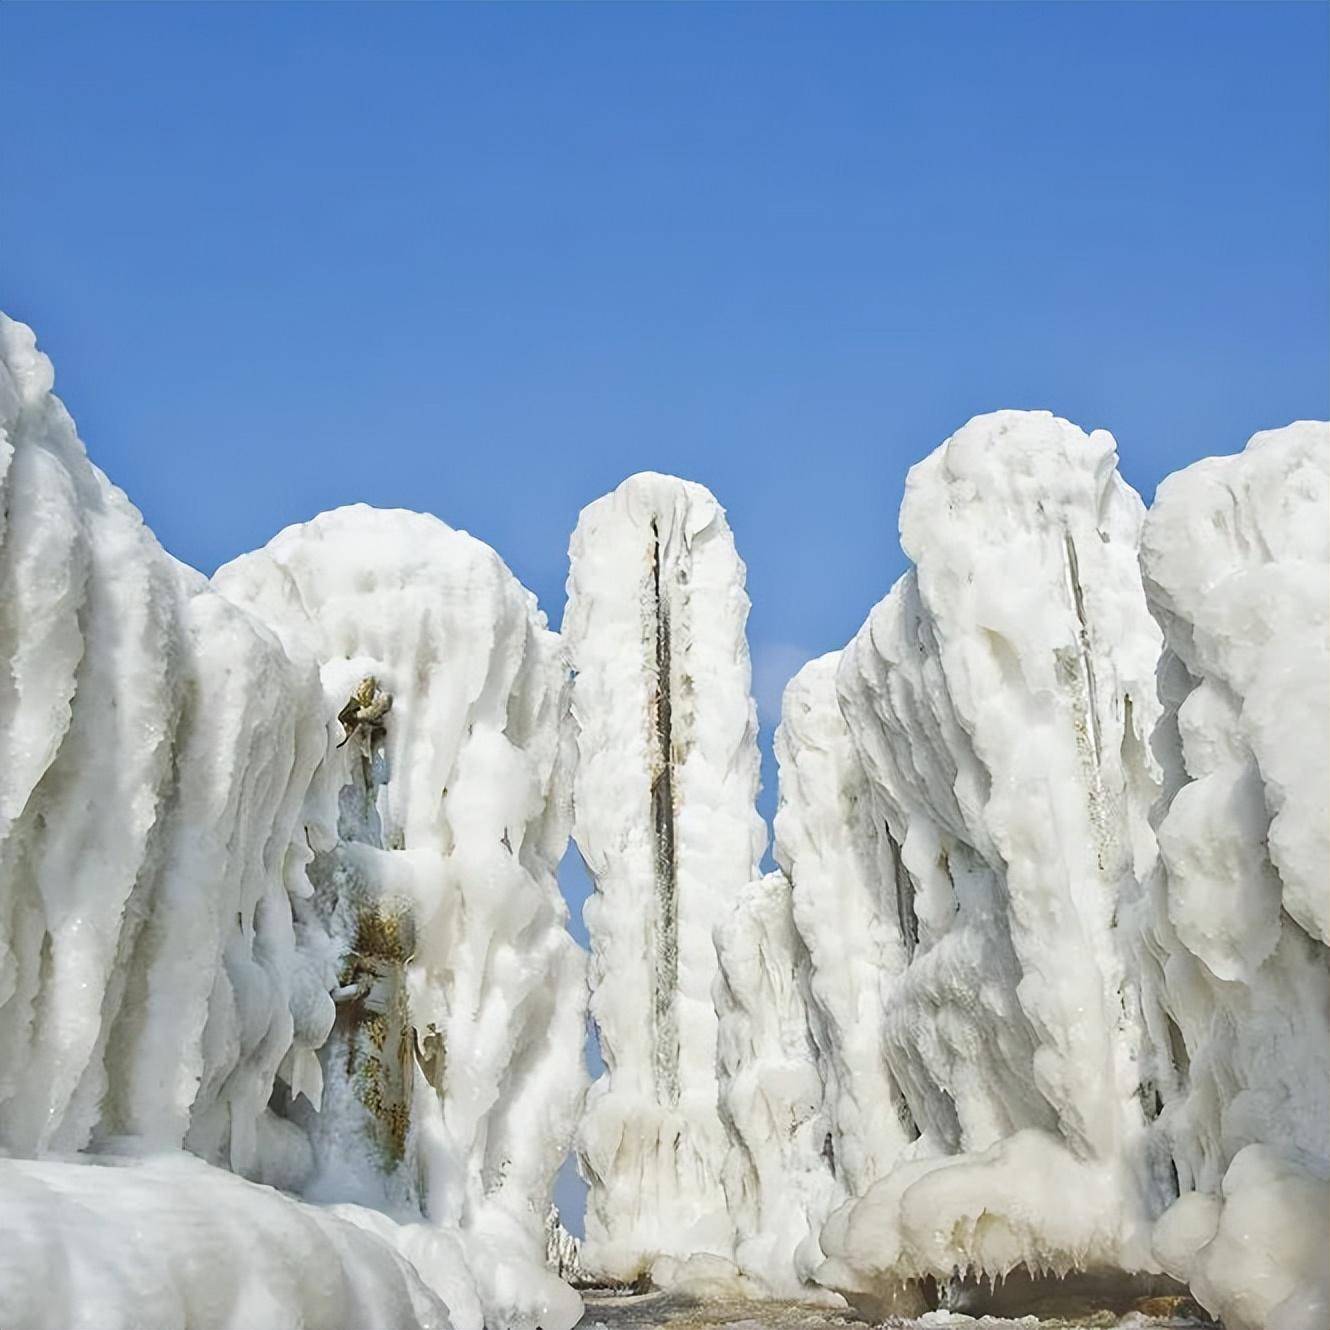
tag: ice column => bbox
[0,312,463,1330]
[1138,422,1330,1330]
[818,411,1166,1308]
[0,312,332,1182]
[564,473,766,1284]
[214,505,588,1330]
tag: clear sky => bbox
[3,0,1327,1227]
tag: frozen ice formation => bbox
[564,473,766,1285]
[0,312,330,1180]
[801,411,1168,1311]
[713,870,842,1297]
[214,503,588,1330]
[774,414,1328,1325]
[772,652,918,1201]
[0,313,585,1330]
[1136,422,1330,1330]
[1,307,1325,1329]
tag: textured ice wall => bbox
[0,312,333,1185]
[0,313,587,1330]
[817,411,1167,1306]
[214,506,588,1330]
[713,870,842,1297]
[565,472,766,1283]
[772,653,916,1200]
[1136,422,1330,1330]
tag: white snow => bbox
[0,1153,457,1330]
[564,473,766,1286]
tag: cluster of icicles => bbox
[0,312,1325,1330]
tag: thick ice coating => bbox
[0,312,331,1184]
[713,870,843,1298]
[3,306,1325,1327]
[214,505,588,1330]
[564,472,766,1284]
[773,652,916,1201]
[0,313,586,1330]
[1137,422,1330,1330]
[814,412,1167,1307]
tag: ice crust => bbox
[1,309,1325,1330]
[564,473,767,1285]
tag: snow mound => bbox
[0,1153,456,1330]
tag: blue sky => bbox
[3,1,1326,1226]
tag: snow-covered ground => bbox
[0,310,1324,1330]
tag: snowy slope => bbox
[1136,422,1330,1330]
[565,473,766,1285]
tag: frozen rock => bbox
[564,473,766,1285]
